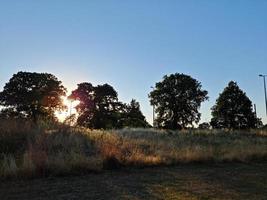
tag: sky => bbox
[0,0,267,124]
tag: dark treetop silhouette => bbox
[122,99,150,128]
[149,73,208,129]
[198,122,211,130]
[69,82,149,129]
[0,71,66,122]
[211,81,261,129]
[0,71,264,130]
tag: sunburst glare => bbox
[55,96,80,122]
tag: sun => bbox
[55,96,80,122]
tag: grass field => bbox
[0,119,267,178]
[1,120,267,199]
[1,162,267,200]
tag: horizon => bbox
[1,0,267,124]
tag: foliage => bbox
[121,99,150,128]
[69,83,149,129]
[211,81,260,129]
[0,71,66,122]
[63,114,77,126]
[149,73,208,129]
[262,124,267,130]
[0,107,27,119]
[198,122,211,129]
[69,82,121,129]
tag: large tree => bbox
[0,71,66,122]
[69,82,121,129]
[149,73,208,129]
[69,83,150,129]
[211,81,260,129]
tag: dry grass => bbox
[0,120,267,178]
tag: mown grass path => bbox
[1,162,267,200]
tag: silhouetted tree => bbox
[198,122,211,130]
[211,81,260,129]
[0,107,27,119]
[122,99,150,128]
[0,71,66,122]
[69,83,121,129]
[93,84,120,129]
[262,124,267,130]
[149,73,208,129]
[63,114,77,126]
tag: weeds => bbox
[0,120,267,178]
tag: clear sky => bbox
[0,0,267,124]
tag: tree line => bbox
[0,71,262,130]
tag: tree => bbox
[0,107,27,119]
[63,114,77,126]
[69,82,121,129]
[122,99,150,128]
[198,122,211,130]
[149,73,208,129]
[0,71,66,122]
[211,81,260,129]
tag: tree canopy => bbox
[198,122,211,130]
[69,83,149,129]
[1,71,264,130]
[149,73,208,129]
[69,83,118,129]
[121,99,150,128]
[211,81,260,129]
[0,71,66,122]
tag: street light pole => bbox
[259,74,267,118]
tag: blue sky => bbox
[0,0,267,124]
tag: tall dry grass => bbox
[0,120,267,178]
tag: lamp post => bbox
[259,74,267,118]
[150,86,155,127]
